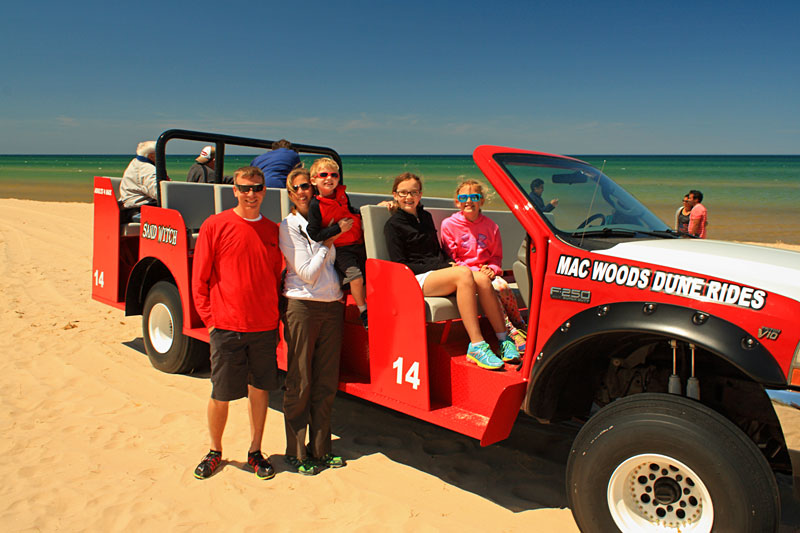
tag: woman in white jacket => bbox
[279,167,346,476]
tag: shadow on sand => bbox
[125,337,800,527]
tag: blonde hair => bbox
[309,157,339,177]
[454,178,493,206]
[286,167,311,214]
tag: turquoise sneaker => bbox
[499,339,521,363]
[466,342,504,370]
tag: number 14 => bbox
[392,356,421,390]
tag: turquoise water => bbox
[1,154,799,244]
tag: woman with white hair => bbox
[119,140,159,217]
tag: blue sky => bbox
[1,1,798,154]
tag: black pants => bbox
[282,299,344,459]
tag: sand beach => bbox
[1,198,798,531]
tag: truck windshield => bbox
[494,153,672,243]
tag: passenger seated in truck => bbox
[250,139,302,188]
[119,140,158,220]
[306,158,369,329]
[530,178,558,213]
[187,146,233,184]
[383,172,518,371]
[187,146,217,183]
[440,179,526,355]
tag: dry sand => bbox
[0,198,797,532]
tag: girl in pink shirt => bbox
[440,180,527,351]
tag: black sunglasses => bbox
[292,182,312,192]
[235,183,265,193]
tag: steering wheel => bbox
[577,213,606,229]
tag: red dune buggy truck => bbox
[93,131,800,532]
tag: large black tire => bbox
[566,393,779,532]
[142,281,209,374]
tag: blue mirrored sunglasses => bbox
[457,193,482,202]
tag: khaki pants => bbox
[282,299,344,459]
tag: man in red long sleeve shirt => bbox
[191,166,283,480]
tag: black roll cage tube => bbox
[154,129,343,206]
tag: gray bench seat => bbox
[361,205,526,323]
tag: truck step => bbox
[448,354,524,413]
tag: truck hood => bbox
[599,239,800,303]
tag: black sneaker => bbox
[285,455,321,476]
[247,450,275,480]
[360,310,368,329]
[194,450,222,480]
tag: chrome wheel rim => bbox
[148,303,174,354]
[607,453,713,532]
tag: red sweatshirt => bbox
[192,209,282,332]
[306,184,364,246]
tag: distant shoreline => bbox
[1,196,798,251]
[2,154,799,245]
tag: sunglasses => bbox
[292,182,312,192]
[457,193,482,203]
[235,183,265,193]
[316,172,339,178]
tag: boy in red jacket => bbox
[306,158,368,328]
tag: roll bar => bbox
[154,129,343,206]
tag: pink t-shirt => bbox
[439,211,503,275]
[689,203,707,238]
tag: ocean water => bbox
[1,154,799,244]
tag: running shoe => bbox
[317,453,346,469]
[247,450,275,480]
[360,310,368,329]
[285,455,321,476]
[510,328,527,353]
[466,342,504,370]
[499,339,521,363]
[194,450,222,480]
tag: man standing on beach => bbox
[688,189,708,238]
[191,166,283,480]
[119,141,158,218]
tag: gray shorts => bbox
[334,243,367,285]
[209,328,279,401]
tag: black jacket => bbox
[383,205,451,275]
[531,192,555,213]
